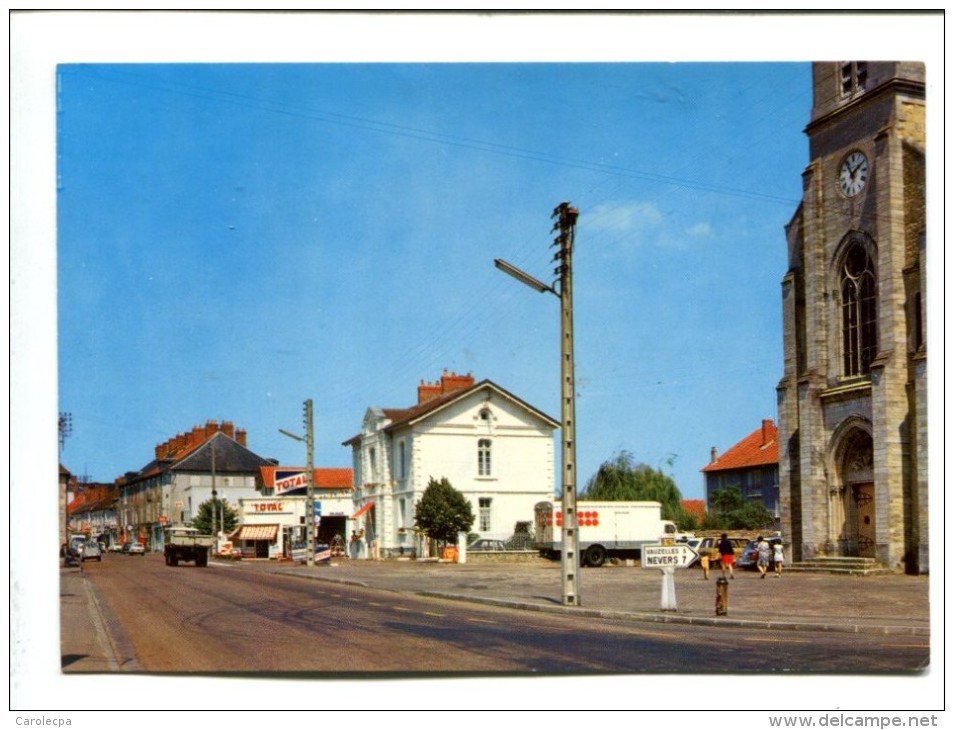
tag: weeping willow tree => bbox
[582,451,694,528]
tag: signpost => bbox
[641,542,698,612]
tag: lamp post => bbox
[495,202,581,606]
[280,399,316,567]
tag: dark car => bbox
[121,542,132,554]
[467,538,508,552]
[738,535,783,570]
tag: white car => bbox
[80,542,103,562]
[127,543,146,556]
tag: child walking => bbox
[773,541,785,577]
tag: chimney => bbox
[710,447,719,465]
[418,379,442,405]
[236,428,247,447]
[156,442,169,460]
[762,419,774,447]
[440,370,475,394]
[205,420,218,439]
[222,421,235,438]
[192,425,205,445]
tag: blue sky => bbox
[54,60,809,499]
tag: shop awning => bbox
[351,502,374,519]
[231,524,279,541]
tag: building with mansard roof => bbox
[117,420,274,551]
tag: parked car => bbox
[80,542,103,562]
[737,535,783,570]
[109,543,124,553]
[467,538,508,552]
[684,536,717,567]
[121,542,132,554]
[127,542,146,556]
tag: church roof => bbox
[702,420,779,473]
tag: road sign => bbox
[313,501,322,517]
[641,543,699,569]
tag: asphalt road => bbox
[74,555,929,675]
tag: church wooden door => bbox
[854,483,875,558]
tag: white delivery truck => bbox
[534,500,679,567]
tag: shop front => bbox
[236,494,352,560]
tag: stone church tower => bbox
[777,62,926,574]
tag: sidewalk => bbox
[60,565,140,673]
[255,556,931,636]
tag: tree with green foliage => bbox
[582,450,694,527]
[190,497,239,535]
[414,477,475,546]
[702,485,776,530]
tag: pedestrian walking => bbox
[756,536,771,579]
[717,533,735,579]
[773,540,785,577]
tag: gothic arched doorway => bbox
[833,426,875,557]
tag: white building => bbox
[343,372,560,558]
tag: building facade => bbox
[777,62,927,573]
[66,482,119,545]
[117,420,273,551]
[343,372,560,558]
[234,466,354,559]
[702,419,780,525]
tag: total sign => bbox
[641,543,698,569]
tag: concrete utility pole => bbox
[281,399,316,567]
[552,202,581,607]
[211,441,217,542]
[494,202,582,607]
[304,399,316,567]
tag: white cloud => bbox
[687,221,713,238]
[584,201,663,235]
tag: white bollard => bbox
[660,566,677,611]
[457,531,467,564]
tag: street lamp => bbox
[495,202,582,607]
[280,399,316,567]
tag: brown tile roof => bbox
[702,420,779,473]
[260,466,353,490]
[681,499,706,522]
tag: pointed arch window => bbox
[841,243,877,376]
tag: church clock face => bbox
[839,150,869,197]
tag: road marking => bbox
[423,611,445,618]
[392,606,412,612]
[882,643,929,649]
[742,636,811,644]
[466,617,497,624]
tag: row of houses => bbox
[64,370,783,559]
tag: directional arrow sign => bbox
[641,543,699,569]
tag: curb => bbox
[265,567,929,637]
